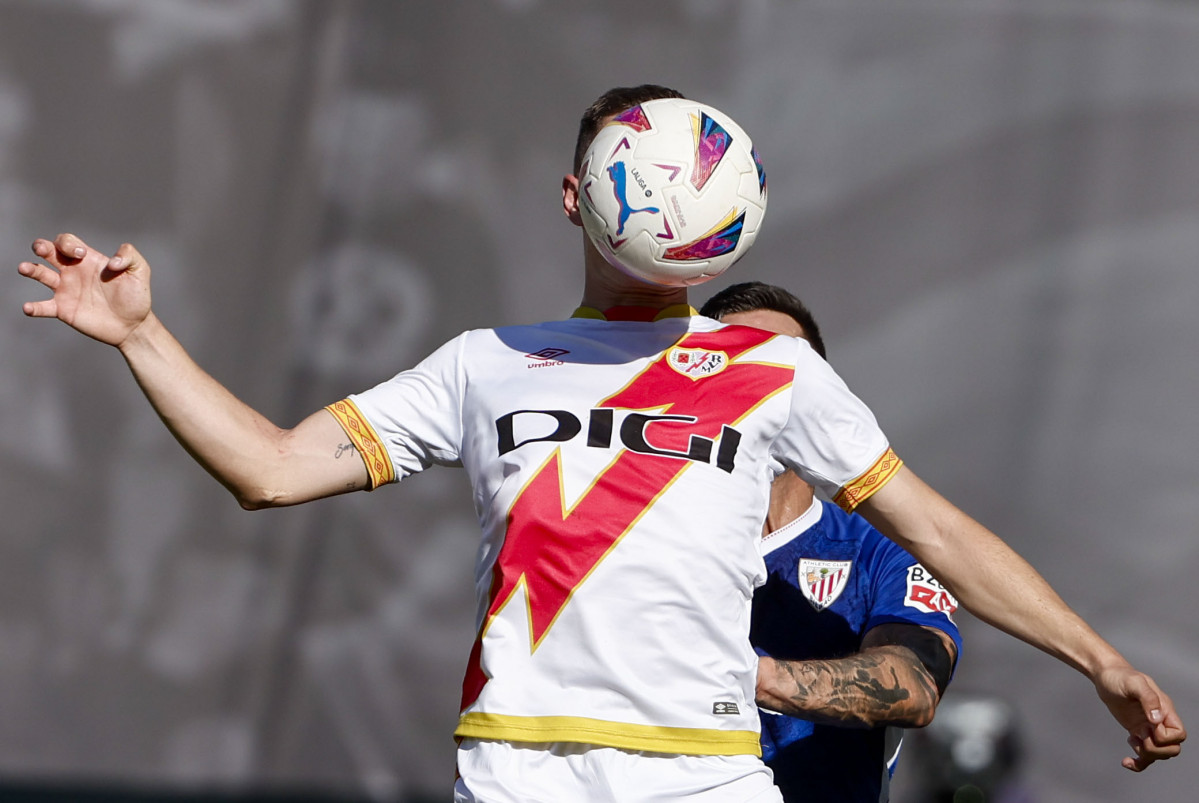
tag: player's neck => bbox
[764,471,817,535]
[579,247,689,311]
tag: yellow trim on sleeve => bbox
[455,712,761,757]
[834,448,903,513]
[324,398,396,490]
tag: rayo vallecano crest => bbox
[666,347,728,379]
[799,558,852,611]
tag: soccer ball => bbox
[577,97,767,287]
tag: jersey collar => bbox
[571,304,697,322]
[760,498,824,556]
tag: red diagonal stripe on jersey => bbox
[460,326,793,711]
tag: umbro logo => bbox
[526,348,571,360]
[525,347,570,369]
[712,702,740,716]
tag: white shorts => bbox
[453,739,782,803]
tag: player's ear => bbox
[562,174,583,227]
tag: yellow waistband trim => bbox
[325,398,396,490]
[455,712,761,757]
[834,447,903,512]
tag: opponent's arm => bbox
[756,623,955,728]
[856,465,1186,770]
[19,234,368,508]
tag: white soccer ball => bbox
[577,97,767,287]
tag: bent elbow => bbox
[908,707,937,729]
[230,431,306,510]
[236,492,272,511]
[904,700,941,729]
[235,485,298,510]
[230,478,293,511]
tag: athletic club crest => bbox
[798,559,852,611]
[666,347,727,379]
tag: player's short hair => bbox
[700,281,828,360]
[573,84,685,175]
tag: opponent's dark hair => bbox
[573,84,685,175]
[699,281,828,360]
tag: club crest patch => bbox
[666,347,728,379]
[904,564,958,618]
[799,558,852,611]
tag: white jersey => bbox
[326,306,900,757]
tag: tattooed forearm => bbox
[334,442,357,459]
[758,645,940,728]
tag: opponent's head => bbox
[700,281,827,358]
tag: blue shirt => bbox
[752,499,963,802]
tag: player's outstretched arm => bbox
[756,623,954,729]
[856,466,1185,770]
[19,234,368,507]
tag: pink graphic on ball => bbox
[690,112,731,192]
[664,210,744,261]
[610,104,653,132]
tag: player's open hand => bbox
[1093,664,1186,771]
[19,234,152,348]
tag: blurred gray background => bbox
[1,1,1196,801]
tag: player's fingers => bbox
[30,238,58,262]
[1122,735,1150,772]
[1133,677,1187,754]
[1126,727,1183,772]
[1123,673,1164,736]
[22,298,59,319]
[107,242,146,274]
[17,260,61,290]
[1154,718,1187,746]
[1141,731,1184,758]
[1149,684,1184,730]
[1143,743,1183,762]
[1150,694,1186,748]
[53,232,92,262]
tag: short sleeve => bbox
[772,346,901,511]
[326,333,467,489]
[863,538,963,657]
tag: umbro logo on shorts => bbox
[712,702,740,715]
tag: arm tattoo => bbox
[334,442,357,459]
[763,645,941,728]
[866,623,956,695]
